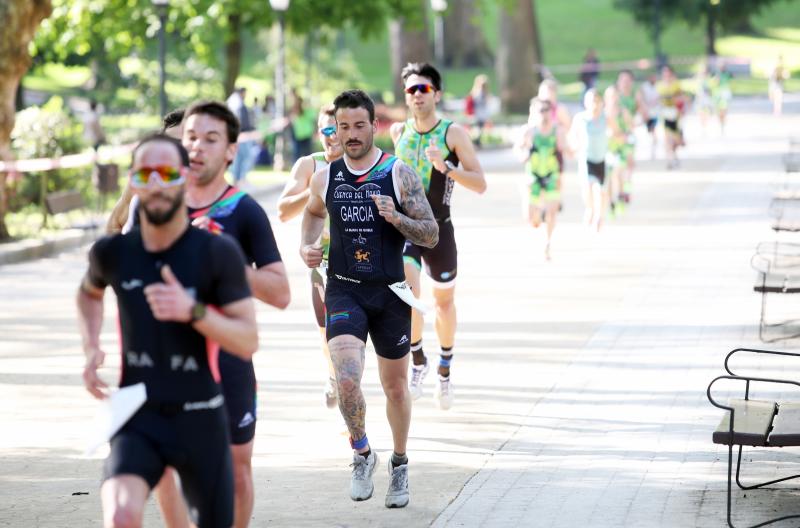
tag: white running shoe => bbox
[385,461,409,508]
[435,376,454,410]
[350,450,378,501]
[409,362,429,400]
[324,377,337,409]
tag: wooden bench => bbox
[44,190,97,230]
[751,242,800,342]
[708,348,800,527]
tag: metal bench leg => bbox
[729,445,800,528]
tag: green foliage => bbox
[9,96,89,210]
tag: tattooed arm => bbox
[372,161,439,248]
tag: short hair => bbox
[162,108,185,132]
[319,104,335,118]
[618,69,634,79]
[131,133,190,168]
[401,62,442,91]
[333,90,375,122]
[183,100,240,144]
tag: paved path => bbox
[0,102,798,527]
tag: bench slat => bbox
[768,403,800,447]
[45,191,85,215]
[754,273,800,293]
[713,399,776,446]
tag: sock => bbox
[411,340,426,366]
[439,348,453,378]
[391,452,408,468]
[361,448,372,460]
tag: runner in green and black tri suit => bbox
[390,62,486,411]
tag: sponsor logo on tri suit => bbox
[333,273,361,284]
[238,411,255,428]
[354,249,370,263]
[121,279,143,290]
[170,355,200,372]
[126,350,154,368]
[352,233,367,245]
[334,170,345,181]
[397,334,409,346]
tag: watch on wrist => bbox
[444,161,456,176]
[190,302,207,323]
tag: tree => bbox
[614,0,780,57]
[0,0,53,240]
[442,0,492,68]
[496,0,543,113]
[388,0,431,103]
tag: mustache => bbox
[346,140,362,146]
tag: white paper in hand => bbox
[388,281,428,314]
[85,382,147,456]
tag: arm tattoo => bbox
[394,163,439,248]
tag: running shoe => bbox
[385,461,410,508]
[324,377,337,409]
[409,362,429,400]
[435,376,454,410]
[350,450,378,501]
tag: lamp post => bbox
[270,0,290,170]
[152,0,169,118]
[430,0,447,67]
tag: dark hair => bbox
[618,69,634,79]
[131,133,190,168]
[333,90,375,122]
[183,100,240,144]
[162,108,185,132]
[319,104,335,118]
[401,62,442,91]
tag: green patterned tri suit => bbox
[394,118,459,285]
[608,105,634,169]
[310,152,332,328]
[525,127,560,205]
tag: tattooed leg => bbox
[329,335,368,450]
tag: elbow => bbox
[238,331,260,360]
[424,231,439,249]
[274,289,291,310]
[476,180,488,195]
[277,204,290,223]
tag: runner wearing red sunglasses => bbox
[390,62,487,410]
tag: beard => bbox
[142,191,184,226]
[345,134,373,160]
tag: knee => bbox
[335,375,359,396]
[109,506,142,528]
[383,379,409,404]
[435,297,455,313]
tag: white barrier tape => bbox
[0,143,135,173]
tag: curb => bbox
[0,183,284,267]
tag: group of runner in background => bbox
[513,61,736,260]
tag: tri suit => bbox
[86,226,251,528]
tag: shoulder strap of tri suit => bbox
[189,185,244,219]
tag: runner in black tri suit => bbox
[390,63,487,410]
[300,89,438,509]
[148,101,289,528]
[77,134,258,528]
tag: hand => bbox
[83,346,108,400]
[143,265,194,323]
[371,194,399,225]
[424,140,446,173]
[300,243,324,268]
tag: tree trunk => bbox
[705,7,717,57]
[443,0,492,68]
[0,0,53,240]
[224,13,242,98]
[389,0,432,103]
[496,0,543,114]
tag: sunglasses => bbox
[404,84,435,95]
[319,126,337,137]
[130,166,185,188]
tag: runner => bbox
[537,79,572,210]
[514,97,565,260]
[711,63,733,134]
[390,62,487,409]
[657,65,685,170]
[300,89,438,508]
[277,104,343,408]
[604,85,633,218]
[106,109,184,235]
[615,70,642,204]
[568,88,608,232]
[154,100,291,528]
[77,133,258,528]
[695,64,715,134]
[640,73,660,160]
[769,55,789,117]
